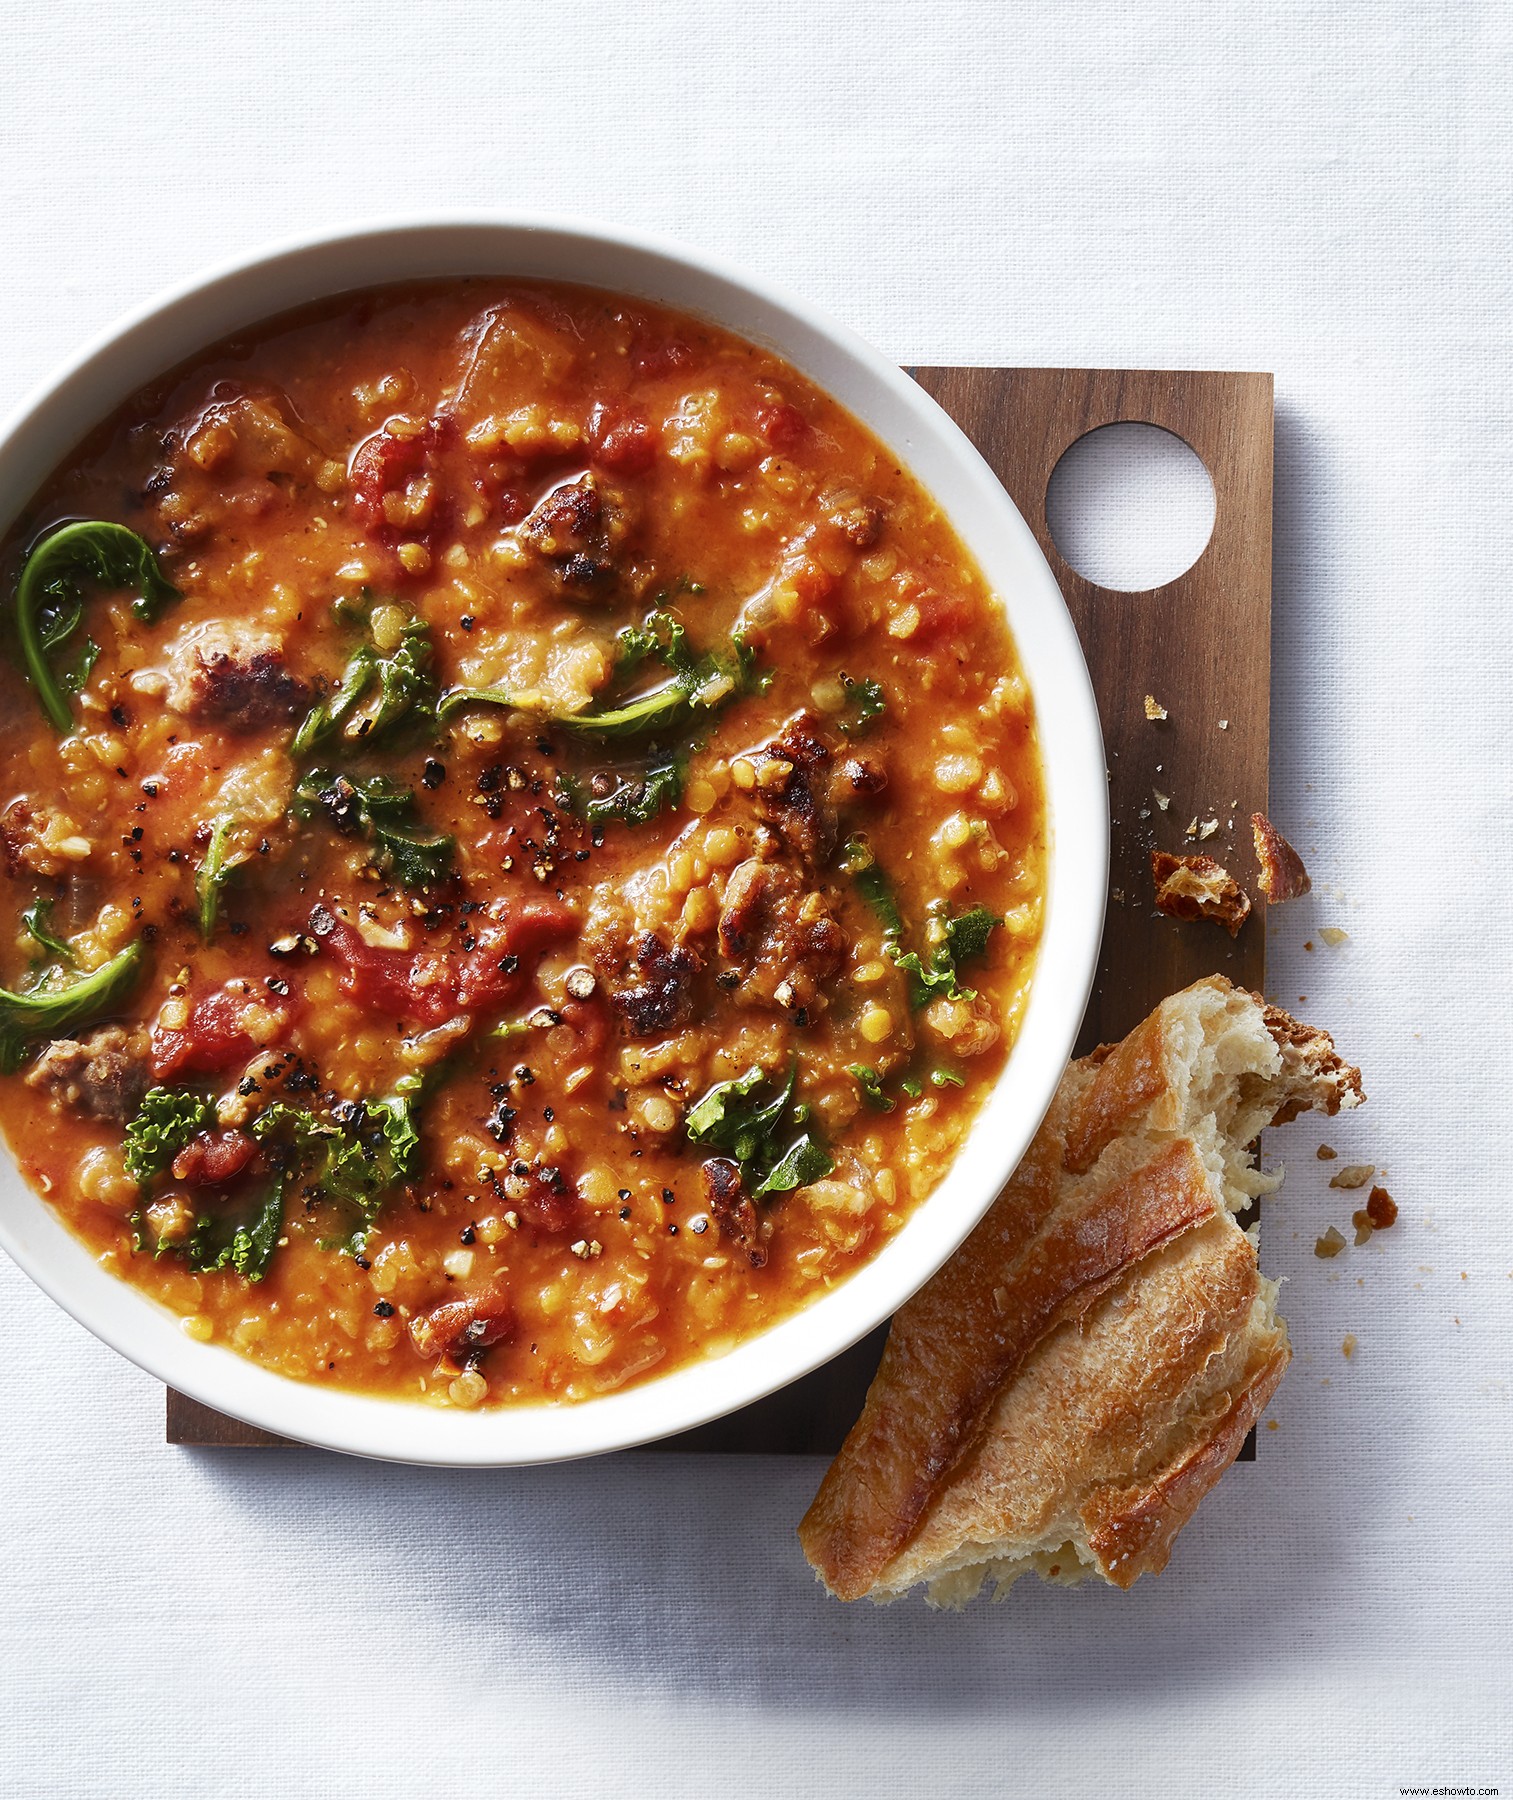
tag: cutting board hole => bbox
[1046,423,1216,591]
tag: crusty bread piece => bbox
[1151,851,1252,936]
[798,975,1362,1606]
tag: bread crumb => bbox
[1153,790,1170,811]
[1316,1144,1337,1160]
[1197,818,1219,840]
[1319,926,1350,947]
[1315,1226,1347,1258]
[1184,817,1199,838]
[1143,694,1168,721]
[1341,1333,1357,1359]
[1151,851,1252,937]
[1366,1186,1397,1229]
[1329,1164,1374,1190]
[1218,718,1229,729]
[1351,1210,1374,1245]
[1251,811,1312,903]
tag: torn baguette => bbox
[798,975,1362,1607]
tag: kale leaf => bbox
[123,1086,214,1186]
[293,769,454,888]
[195,815,243,941]
[13,521,178,731]
[0,940,147,1074]
[685,1058,834,1197]
[253,1072,426,1257]
[129,1074,430,1279]
[890,904,1003,1006]
[842,836,1000,1007]
[846,1064,896,1112]
[22,898,74,966]
[438,610,765,742]
[182,1184,285,1282]
[836,673,887,736]
[555,752,685,832]
[293,606,437,754]
[840,835,904,944]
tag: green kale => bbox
[847,1064,896,1112]
[842,836,1000,1008]
[195,815,243,941]
[890,904,1003,1007]
[182,1184,285,1282]
[13,521,178,731]
[555,752,685,831]
[836,673,887,736]
[293,769,454,889]
[123,1086,214,1186]
[253,1072,426,1257]
[438,611,765,742]
[685,1057,834,1197]
[840,836,904,946]
[293,607,437,754]
[21,898,74,966]
[0,940,147,1074]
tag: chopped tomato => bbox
[409,1278,515,1361]
[517,1165,579,1236]
[588,402,656,475]
[172,1129,258,1186]
[756,400,810,454]
[631,337,694,382]
[309,900,576,1028]
[150,983,294,1080]
[911,584,973,645]
[348,416,451,546]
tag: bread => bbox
[798,975,1362,1606]
[1150,851,1252,936]
[1251,811,1311,902]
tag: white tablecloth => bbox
[2,5,1509,1795]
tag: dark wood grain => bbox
[911,367,1273,1053]
[168,365,1274,1453]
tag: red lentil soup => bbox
[0,282,1045,1408]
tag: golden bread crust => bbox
[798,975,1362,1606]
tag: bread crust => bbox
[798,976,1362,1606]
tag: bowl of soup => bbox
[0,217,1106,1463]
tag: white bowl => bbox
[0,215,1106,1464]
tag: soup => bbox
[0,281,1045,1408]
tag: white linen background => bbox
[1,3,1509,1795]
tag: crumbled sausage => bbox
[149,387,328,542]
[834,753,888,801]
[718,857,845,1013]
[609,930,702,1037]
[754,713,838,867]
[701,1156,767,1268]
[518,472,630,592]
[24,1025,150,1123]
[0,799,83,879]
[821,487,886,549]
[165,622,309,731]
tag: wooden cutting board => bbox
[166,365,1274,1452]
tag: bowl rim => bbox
[0,211,1107,1465]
